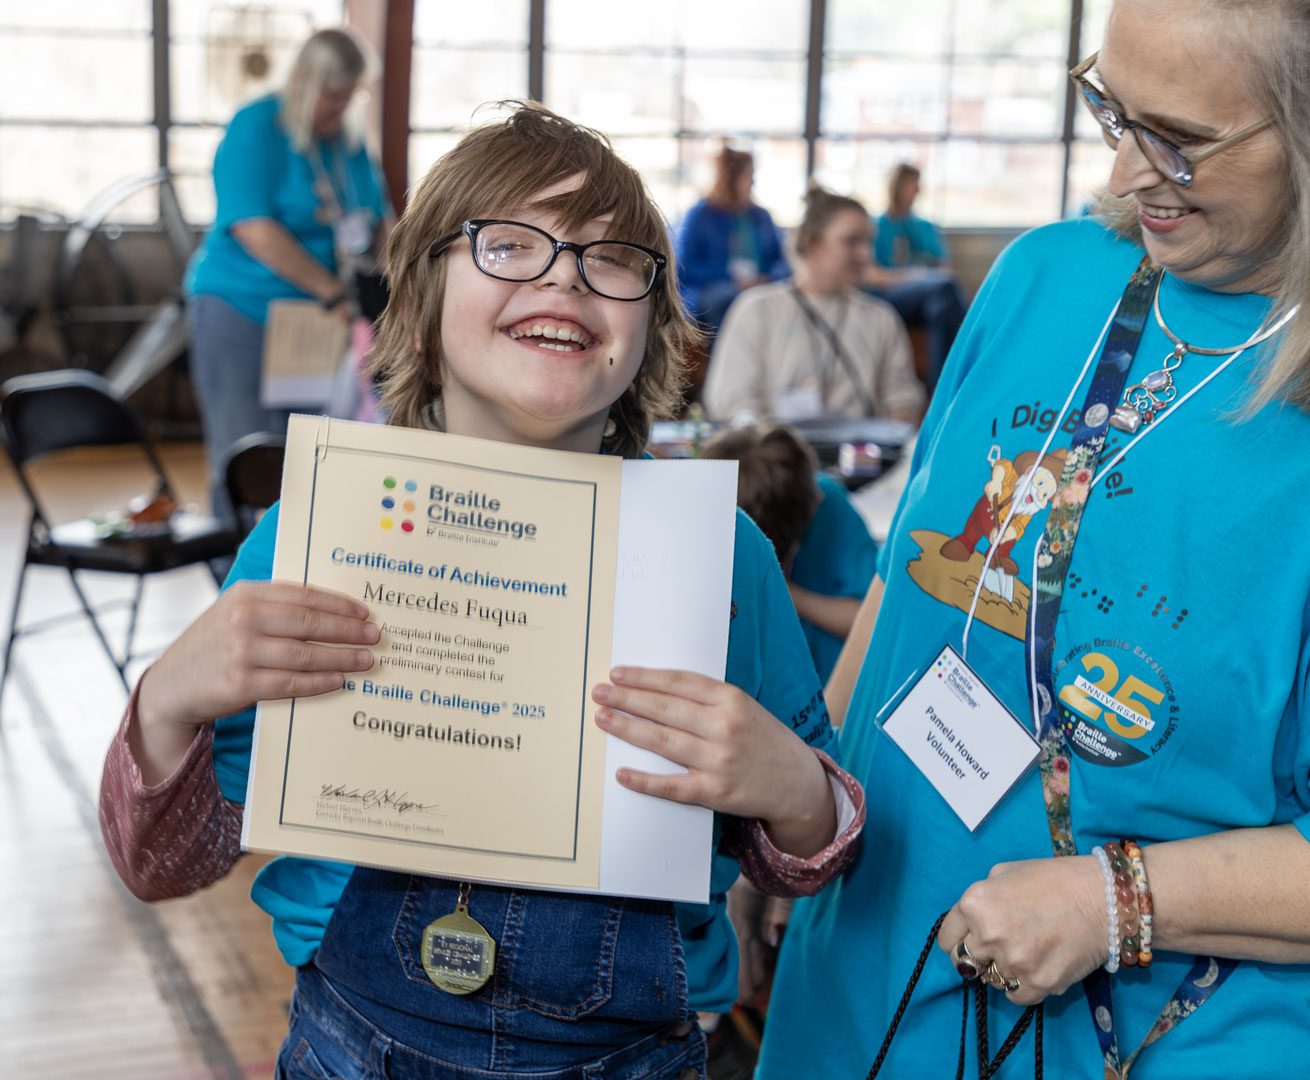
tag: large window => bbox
[2,1,1117,229]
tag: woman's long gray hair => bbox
[1094,0,1310,411]
[280,28,373,153]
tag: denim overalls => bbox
[276,867,707,1079]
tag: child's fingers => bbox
[245,639,375,674]
[613,766,703,805]
[242,601,380,646]
[232,580,372,620]
[594,707,707,769]
[590,683,713,735]
[607,666,725,706]
[247,668,349,703]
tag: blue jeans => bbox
[276,967,706,1080]
[186,294,293,525]
[281,867,707,1078]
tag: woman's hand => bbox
[591,666,835,857]
[132,581,378,785]
[936,855,1107,1006]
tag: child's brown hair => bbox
[700,424,821,565]
[370,102,698,458]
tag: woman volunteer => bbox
[759,1,1310,1077]
[186,28,392,522]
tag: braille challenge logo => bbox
[379,475,418,534]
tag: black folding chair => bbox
[0,369,239,699]
[223,432,286,540]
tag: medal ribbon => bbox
[1022,257,1236,1078]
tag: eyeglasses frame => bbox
[428,219,667,302]
[1070,52,1273,187]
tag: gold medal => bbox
[421,883,496,995]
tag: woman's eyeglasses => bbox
[1070,52,1272,187]
[428,220,666,302]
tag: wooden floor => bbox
[0,443,294,1078]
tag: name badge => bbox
[877,645,1038,831]
[774,383,824,423]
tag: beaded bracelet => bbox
[1122,838,1154,967]
[1104,841,1141,968]
[1091,846,1121,974]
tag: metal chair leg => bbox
[123,574,145,672]
[63,566,131,691]
[0,559,32,715]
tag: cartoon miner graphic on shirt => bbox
[902,445,1068,640]
[940,446,1067,574]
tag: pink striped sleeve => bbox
[723,747,866,898]
[98,680,244,901]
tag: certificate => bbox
[242,415,738,902]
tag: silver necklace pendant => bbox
[1110,343,1187,433]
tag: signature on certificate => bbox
[319,783,444,818]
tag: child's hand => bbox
[591,667,836,857]
[133,582,377,783]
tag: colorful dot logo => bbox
[381,476,416,533]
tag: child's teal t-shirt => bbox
[186,94,390,324]
[789,472,879,682]
[759,217,1310,1079]
[213,502,834,1015]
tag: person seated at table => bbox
[676,146,791,336]
[701,424,878,684]
[863,162,967,391]
[703,187,924,424]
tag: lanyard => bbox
[309,138,361,222]
[790,287,877,415]
[1021,257,1237,1078]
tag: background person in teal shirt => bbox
[760,1,1310,1074]
[864,162,966,391]
[186,28,392,525]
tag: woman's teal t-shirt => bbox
[759,217,1310,1080]
[213,502,833,1015]
[186,94,390,324]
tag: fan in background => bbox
[203,4,315,119]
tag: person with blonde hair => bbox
[704,186,924,423]
[760,1,1310,1076]
[186,27,392,524]
[100,103,864,1080]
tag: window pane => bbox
[948,60,1064,138]
[814,138,936,217]
[169,125,224,223]
[547,0,807,52]
[0,126,157,220]
[1067,138,1114,216]
[826,0,952,57]
[0,0,149,32]
[0,34,151,122]
[546,54,679,137]
[682,57,806,135]
[936,140,1063,226]
[952,0,1068,58]
[609,137,682,224]
[409,131,463,195]
[411,47,527,131]
[1079,0,1113,54]
[170,38,306,125]
[168,0,343,41]
[823,59,948,137]
[414,0,527,45]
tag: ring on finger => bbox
[983,960,1021,994]
[952,940,981,981]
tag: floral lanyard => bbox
[1023,256,1237,1079]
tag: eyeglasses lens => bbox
[1078,81,1191,185]
[473,222,656,300]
